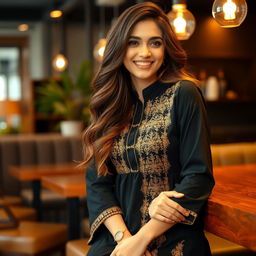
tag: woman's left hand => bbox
[148,191,189,224]
[110,234,151,256]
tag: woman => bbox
[83,2,215,256]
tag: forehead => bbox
[130,19,162,37]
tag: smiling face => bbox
[123,19,165,89]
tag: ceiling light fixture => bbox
[18,24,29,32]
[52,54,68,72]
[50,10,63,18]
[212,0,248,27]
[52,16,68,72]
[167,0,196,40]
[94,6,106,63]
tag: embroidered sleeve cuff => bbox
[180,209,197,225]
[88,206,123,244]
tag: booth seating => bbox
[0,134,83,222]
[0,221,67,256]
[211,142,256,166]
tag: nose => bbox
[139,44,151,58]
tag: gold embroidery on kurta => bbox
[171,240,185,256]
[88,206,122,244]
[111,81,181,250]
[138,85,179,225]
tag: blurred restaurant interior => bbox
[0,0,256,255]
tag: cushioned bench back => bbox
[211,142,256,166]
[0,134,83,196]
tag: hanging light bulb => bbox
[93,38,106,63]
[167,0,196,40]
[212,0,247,28]
[52,54,68,72]
[50,10,63,18]
[94,6,107,63]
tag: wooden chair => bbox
[66,239,90,256]
[0,206,36,222]
[82,218,90,237]
[0,196,22,207]
[0,190,36,222]
[0,203,67,256]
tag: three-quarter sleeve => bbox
[171,80,215,225]
[86,160,122,244]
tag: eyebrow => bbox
[128,36,163,40]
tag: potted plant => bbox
[36,61,92,135]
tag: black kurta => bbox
[86,80,215,256]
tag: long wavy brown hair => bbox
[82,2,197,176]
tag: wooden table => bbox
[9,163,84,220]
[205,164,256,251]
[42,174,86,240]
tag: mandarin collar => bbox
[132,80,167,102]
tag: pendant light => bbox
[167,0,196,40]
[52,17,68,72]
[212,0,247,28]
[94,6,107,63]
[52,54,68,72]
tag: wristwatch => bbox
[114,230,125,242]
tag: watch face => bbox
[115,231,124,242]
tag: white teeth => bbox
[134,61,152,66]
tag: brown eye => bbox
[128,40,139,46]
[150,41,162,47]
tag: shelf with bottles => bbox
[186,57,255,101]
[198,68,236,102]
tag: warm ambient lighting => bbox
[167,0,196,40]
[52,54,68,72]
[18,24,29,32]
[212,0,248,27]
[94,38,106,63]
[50,10,63,18]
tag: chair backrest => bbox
[0,198,19,230]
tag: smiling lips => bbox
[133,61,154,69]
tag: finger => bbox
[150,201,186,222]
[154,199,187,221]
[163,191,184,198]
[152,213,177,224]
[151,206,185,222]
[160,207,186,222]
[164,198,189,216]
[169,208,187,222]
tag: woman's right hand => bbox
[110,233,152,256]
[148,191,189,224]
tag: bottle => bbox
[217,69,227,99]
[205,76,219,101]
[198,69,207,96]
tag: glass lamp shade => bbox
[167,4,196,40]
[52,54,68,72]
[212,0,247,28]
[94,38,106,63]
